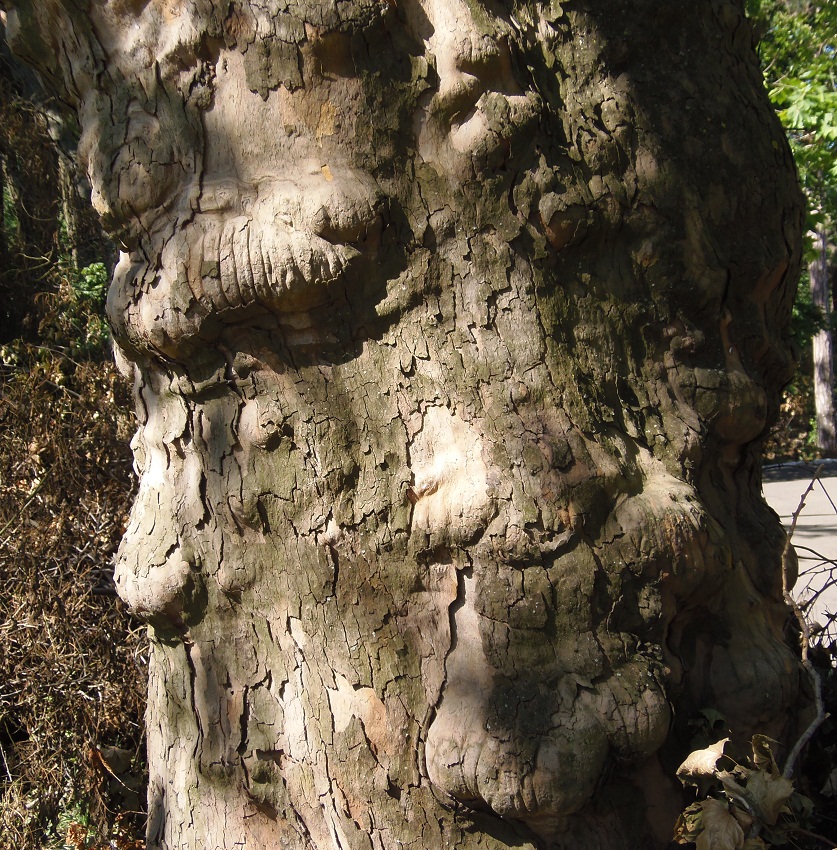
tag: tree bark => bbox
[0,151,7,274]
[56,148,112,271]
[5,1,807,848]
[810,225,835,454]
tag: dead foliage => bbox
[763,374,817,463]
[1,36,145,849]
[0,282,147,848]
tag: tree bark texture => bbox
[6,1,806,848]
[810,226,835,455]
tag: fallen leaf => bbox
[677,738,730,793]
[745,769,794,825]
[717,767,794,825]
[694,798,744,850]
[731,805,754,833]
[750,735,779,777]
[700,708,727,728]
[673,802,705,844]
[673,802,703,844]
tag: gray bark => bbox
[810,226,835,454]
[5,1,807,848]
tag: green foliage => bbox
[62,262,112,354]
[747,0,837,238]
[791,277,829,344]
[748,0,837,78]
[772,73,837,236]
[71,261,108,307]
[29,261,112,359]
[747,0,837,456]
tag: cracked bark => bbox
[6,1,807,848]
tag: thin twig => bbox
[782,464,830,779]
[792,543,835,563]
[816,475,837,515]
[40,379,82,399]
[785,824,837,849]
[0,466,53,543]
[0,738,12,783]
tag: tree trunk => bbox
[810,225,835,454]
[56,148,111,272]
[0,152,7,274]
[56,151,80,269]
[6,1,807,848]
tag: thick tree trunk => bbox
[810,225,835,454]
[6,1,806,848]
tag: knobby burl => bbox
[6,1,805,847]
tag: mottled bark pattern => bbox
[810,227,835,454]
[6,1,805,848]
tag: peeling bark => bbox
[5,1,807,848]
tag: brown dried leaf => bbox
[717,767,794,826]
[731,805,754,832]
[744,769,794,825]
[750,734,779,777]
[693,798,744,850]
[66,822,91,850]
[677,738,730,790]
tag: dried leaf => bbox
[717,767,794,825]
[731,805,754,832]
[700,708,727,728]
[742,839,767,850]
[677,738,730,791]
[66,823,91,850]
[746,770,794,825]
[789,791,814,820]
[694,798,745,850]
[673,802,706,844]
[717,770,749,811]
[750,734,779,777]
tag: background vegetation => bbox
[0,29,146,850]
[753,0,837,460]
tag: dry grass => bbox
[0,285,146,849]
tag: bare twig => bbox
[0,738,13,783]
[791,543,835,564]
[0,466,52,543]
[785,824,837,849]
[782,464,830,779]
[816,476,837,515]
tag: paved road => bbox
[762,459,837,631]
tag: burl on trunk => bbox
[5,1,805,847]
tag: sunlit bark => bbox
[6,1,807,847]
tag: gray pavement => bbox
[762,460,837,631]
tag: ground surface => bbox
[763,460,837,634]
